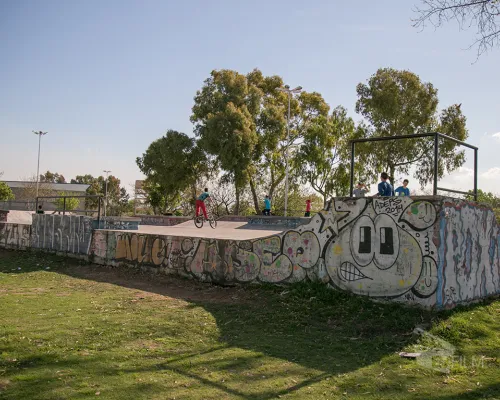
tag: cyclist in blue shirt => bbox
[395,179,410,196]
[378,172,394,196]
[196,188,210,220]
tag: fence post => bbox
[433,133,439,196]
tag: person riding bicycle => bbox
[196,188,210,220]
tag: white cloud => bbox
[456,167,474,177]
[481,167,500,179]
[493,132,500,141]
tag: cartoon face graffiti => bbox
[325,213,423,297]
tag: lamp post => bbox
[103,170,111,217]
[33,131,47,199]
[276,85,302,217]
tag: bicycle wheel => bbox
[209,216,217,229]
[194,216,203,228]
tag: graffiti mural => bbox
[0,223,31,249]
[85,196,500,309]
[31,214,93,255]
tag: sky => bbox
[1,0,499,196]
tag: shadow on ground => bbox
[1,249,498,400]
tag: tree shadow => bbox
[1,249,498,399]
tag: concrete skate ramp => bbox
[6,211,34,225]
[102,220,283,240]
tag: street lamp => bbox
[103,170,111,217]
[276,85,302,217]
[33,131,47,199]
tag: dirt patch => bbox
[127,339,162,351]
[62,264,257,305]
[0,379,10,392]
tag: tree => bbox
[209,178,237,216]
[40,171,66,183]
[271,186,324,217]
[191,69,261,214]
[413,0,500,57]
[355,68,468,188]
[54,192,79,211]
[0,182,15,201]
[136,130,208,214]
[296,106,367,206]
[16,175,53,207]
[71,174,130,216]
[467,189,500,223]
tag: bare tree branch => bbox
[413,0,500,58]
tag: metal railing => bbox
[35,195,104,225]
[349,132,478,201]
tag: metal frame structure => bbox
[35,195,104,225]
[349,132,478,200]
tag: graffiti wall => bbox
[2,197,498,309]
[92,197,500,309]
[31,214,93,255]
[0,223,31,250]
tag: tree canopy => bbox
[71,174,129,216]
[0,182,15,201]
[136,130,208,214]
[191,69,261,214]
[356,68,468,187]
[54,192,79,211]
[40,171,66,183]
[296,106,366,204]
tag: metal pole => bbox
[433,133,439,196]
[36,133,42,198]
[104,179,108,217]
[473,148,478,201]
[285,92,291,217]
[350,142,355,197]
[103,170,111,217]
[97,197,101,228]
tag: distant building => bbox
[0,181,90,211]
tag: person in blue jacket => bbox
[395,179,410,196]
[263,195,271,216]
[378,172,394,196]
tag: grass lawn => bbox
[0,249,499,400]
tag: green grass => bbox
[0,249,499,400]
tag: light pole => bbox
[103,170,111,217]
[277,85,302,217]
[33,131,47,199]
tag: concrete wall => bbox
[0,223,31,249]
[31,214,93,255]
[92,197,500,309]
[136,215,282,226]
[1,197,499,309]
[135,215,191,226]
[94,217,140,230]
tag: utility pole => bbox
[33,131,47,199]
[276,85,302,217]
[103,170,111,217]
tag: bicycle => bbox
[193,203,217,229]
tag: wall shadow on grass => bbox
[1,249,498,400]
